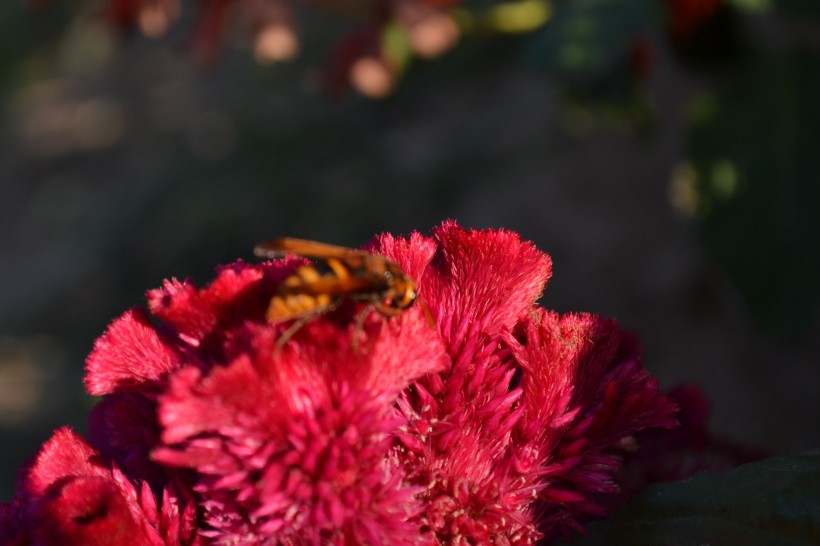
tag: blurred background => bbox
[1,0,818,500]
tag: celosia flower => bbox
[0,427,201,546]
[2,221,678,545]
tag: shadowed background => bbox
[1,0,818,500]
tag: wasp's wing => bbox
[279,272,387,297]
[254,237,365,259]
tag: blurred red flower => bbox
[2,221,679,545]
[664,0,722,43]
[610,383,766,508]
[75,0,459,94]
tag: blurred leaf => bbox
[521,0,658,133]
[0,2,73,94]
[564,452,820,545]
[725,0,773,14]
[726,0,773,13]
[687,52,820,338]
[525,0,654,79]
[0,2,29,90]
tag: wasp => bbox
[254,237,424,343]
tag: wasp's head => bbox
[382,262,418,311]
[392,276,417,309]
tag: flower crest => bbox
[2,221,677,545]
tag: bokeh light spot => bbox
[486,0,552,34]
[710,159,739,199]
[255,24,299,63]
[669,161,699,216]
[350,57,395,99]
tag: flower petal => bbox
[22,427,109,498]
[6,427,199,546]
[146,260,277,346]
[369,230,437,284]
[510,310,678,533]
[85,307,183,395]
[426,221,552,351]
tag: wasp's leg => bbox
[273,298,342,349]
[351,304,377,352]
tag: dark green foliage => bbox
[564,452,820,545]
[688,52,820,337]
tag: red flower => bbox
[3,221,678,545]
[376,225,677,541]
[0,427,201,546]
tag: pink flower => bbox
[3,221,678,545]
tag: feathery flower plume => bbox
[2,221,678,545]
